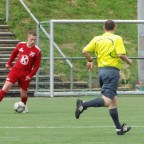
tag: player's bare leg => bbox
[21,88,28,113]
[0,81,13,102]
[2,81,13,92]
[102,95,113,106]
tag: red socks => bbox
[0,90,28,104]
[0,90,6,102]
[21,95,28,105]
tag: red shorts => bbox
[6,68,30,91]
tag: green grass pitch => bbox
[0,95,143,144]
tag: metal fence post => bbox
[50,20,54,97]
[70,67,73,91]
[138,0,144,82]
[36,23,40,92]
[6,0,9,22]
[89,71,92,91]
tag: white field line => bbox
[0,126,143,129]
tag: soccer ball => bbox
[14,101,25,113]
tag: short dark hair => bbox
[28,31,37,36]
[104,20,115,30]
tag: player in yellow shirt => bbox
[75,20,132,135]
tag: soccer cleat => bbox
[75,99,85,119]
[23,105,29,113]
[116,123,131,135]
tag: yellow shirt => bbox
[83,32,126,70]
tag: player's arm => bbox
[116,37,132,65]
[117,54,132,65]
[27,51,41,80]
[82,50,93,62]
[6,44,19,69]
[82,50,93,72]
[82,38,95,72]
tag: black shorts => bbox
[98,67,120,100]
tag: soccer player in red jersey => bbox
[0,31,41,113]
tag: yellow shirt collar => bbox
[103,32,114,36]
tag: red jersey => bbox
[7,42,41,78]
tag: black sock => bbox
[83,98,104,108]
[109,108,121,129]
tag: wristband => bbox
[89,59,93,62]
